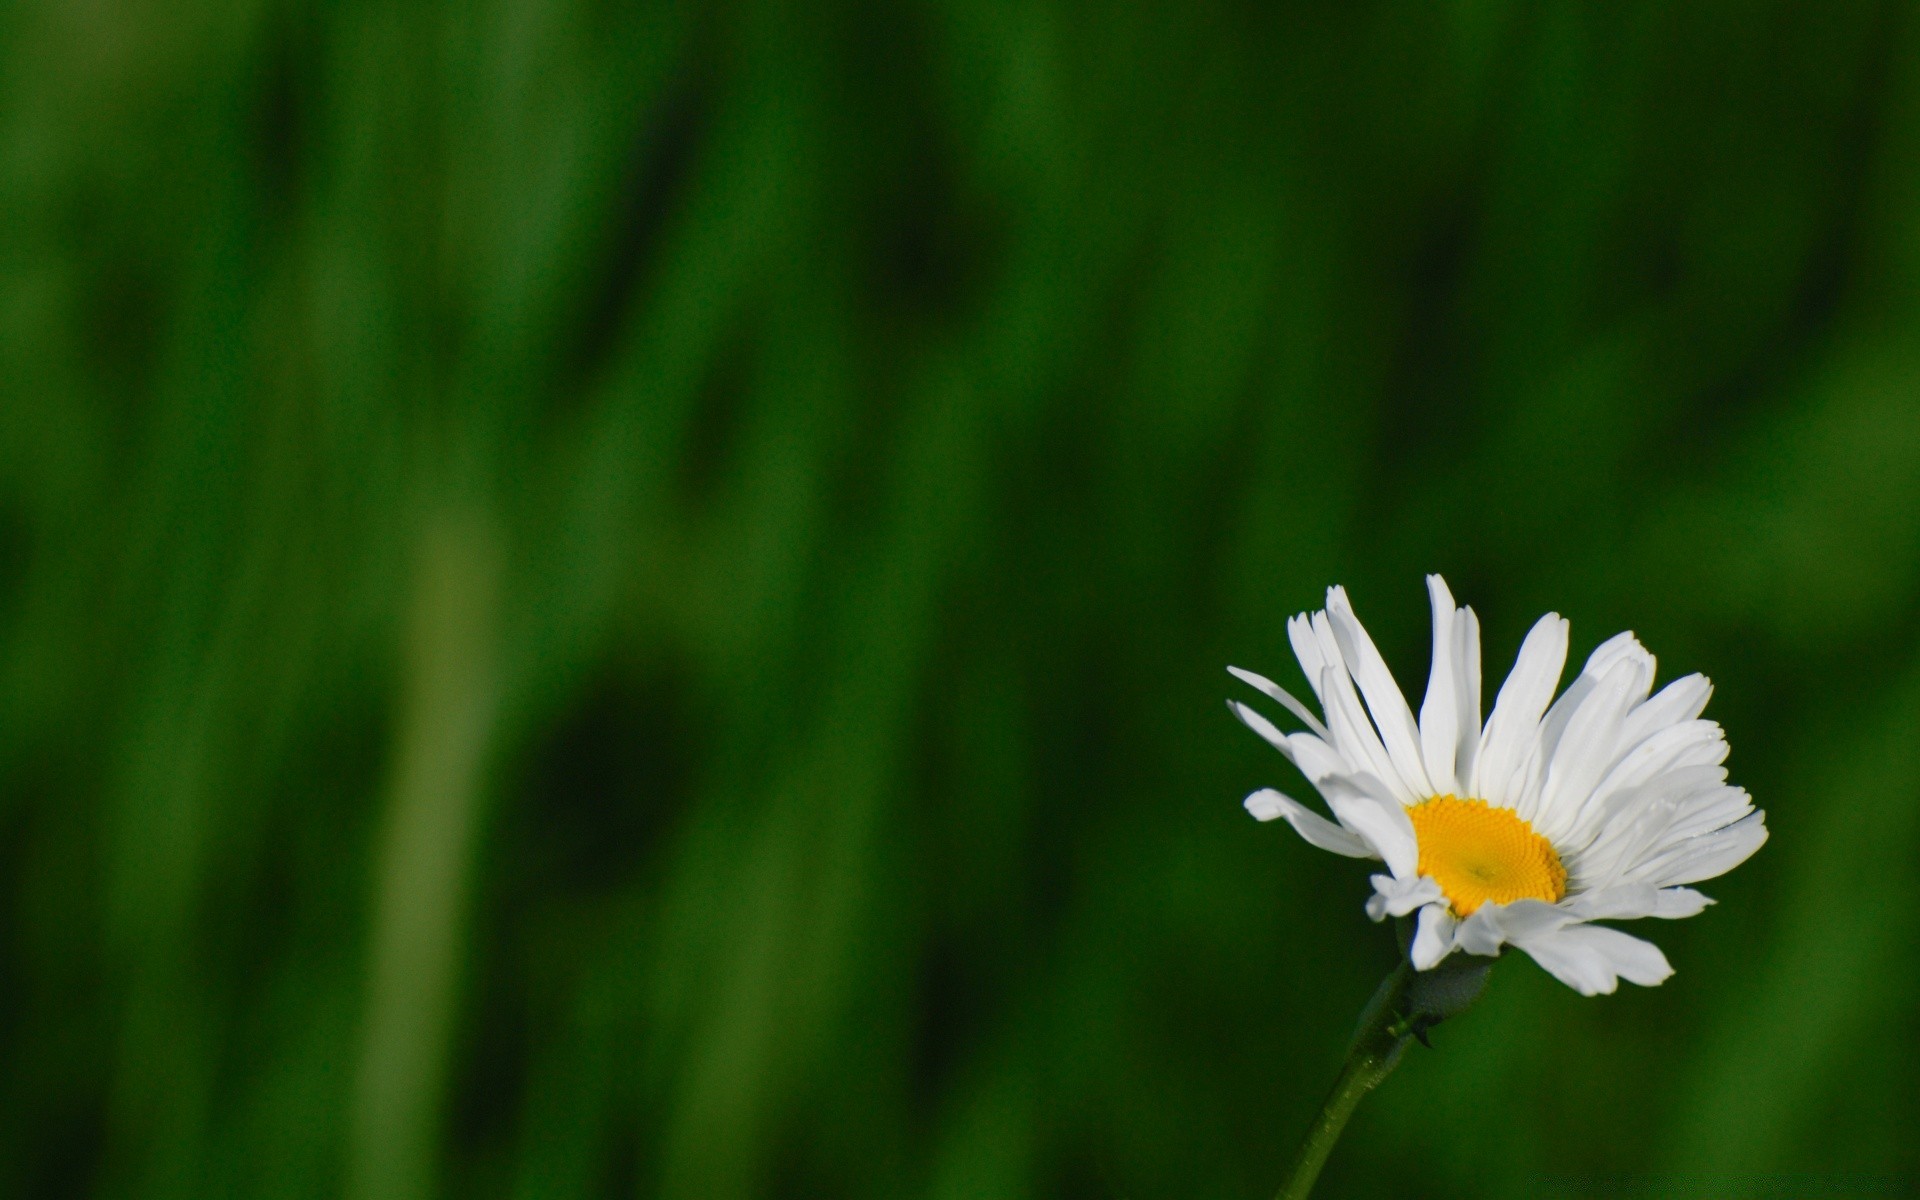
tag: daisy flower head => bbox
[1228,576,1767,996]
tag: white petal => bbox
[1568,767,1740,890]
[1244,788,1377,858]
[1326,586,1434,797]
[1658,786,1756,844]
[1410,903,1458,969]
[1283,732,1353,785]
[1651,887,1714,918]
[1365,873,1443,921]
[1483,897,1572,941]
[1618,673,1713,749]
[1629,811,1769,886]
[1452,906,1509,956]
[1233,701,1375,808]
[1323,774,1419,879]
[1533,632,1650,771]
[1453,605,1483,785]
[1613,789,1754,876]
[1287,613,1332,707]
[1243,788,1290,821]
[1419,575,1460,795]
[1515,930,1618,994]
[1227,699,1295,759]
[1447,898,1575,960]
[1568,720,1729,843]
[1532,657,1648,838]
[1227,665,1331,742]
[1583,926,1675,986]
[1562,634,1653,732]
[1319,664,1420,804]
[1575,777,1751,887]
[1513,923,1673,994]
[1565,885,1714,921]
[1472,613,1569,807]
[1230,698,1374,790]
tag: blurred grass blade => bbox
[347,501,501,1200]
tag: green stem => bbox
[1275,963,1415,1200]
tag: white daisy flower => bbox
[1229,575,1767,996]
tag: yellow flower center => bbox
[1407,795,1567,917]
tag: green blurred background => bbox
[3,1,1918,1197]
